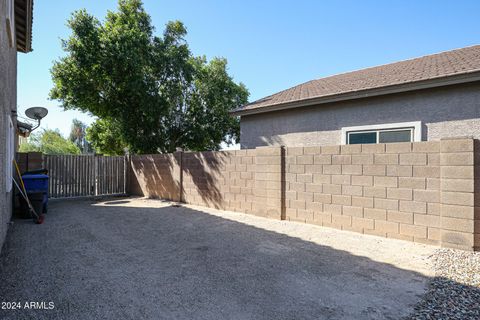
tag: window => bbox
[341,121,421,145]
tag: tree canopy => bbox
[69,119,92,154]
[50,0,248,154]
[19,129,81,155]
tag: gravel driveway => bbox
[0,197,436,320]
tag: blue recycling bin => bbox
[22,174,49,213]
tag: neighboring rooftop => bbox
[233,45,480,115]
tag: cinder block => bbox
[441,179,474,192]
[332,155,352,165]
[441,230,474,249]
[387,210,414,224]
[412,141,440,153]
[352,217,374,229]
[352,196,374,208]
[289,182,305,192]
[297,192,314,202]
[374,198,399,211]
[375,220,399,234]
[341,144,362,154]
[342,206,363,217]
[400,224,427,238]
[375,154,399,165]
[362,144,385,153]
[297,155,314,165]
[351,175,373,186]
[441,204,474,219]
[323,184,342,195]
[297,209,314,222]
[304,165,323,173]
[285,190,297,200]
[289,164,305,174]
[399,153,427,165]
[313,174,331,184]
[363,165,386,176]
[314,154,332,164]
[374,176,398,188]
[323,165,342,175]
[305,183,322,193]
[399,200,427,214]
[388,233,414,242]
[331,174,351,185]
[399,177,425,189]
[386,165,412,177]
[255,147,281,156]
[441,191,474,206]
[351,154,374,165]
[441,216,474,233]
[414,214,441,228]
[387,187,412,200]
[386,142,412,153]
[364,208,387,220]
[427,203,441,216]
[286,147,304,156]
[440,153,474,166]
[256,156,281,165]
[428,228,442,241]
[364,228,387,237]
[342,164,363,175]
[332,194,352,206]
[303,146,320,154]
[314,193,332,204]
[413,166,440,178]
[440,166,474,179]
[332,214,352,227]
[296,174,313,183]
[290,199,306,210]
[324,203,343,215]
[426,178,440,190]
[440,138,474,153]
[342,185,363,196]
[321,145,340,154]
[414,189,440,203]
[364,186,386,198]
[306,201,323,212]
[427,153,440,166]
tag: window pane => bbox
[348,132,377,144]
[379,130,412,143]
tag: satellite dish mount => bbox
[25,107,48,131]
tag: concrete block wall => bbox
[128,147,282,219]
[127,138,480,251]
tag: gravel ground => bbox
[0,197,436,319]
[406,249,480,320]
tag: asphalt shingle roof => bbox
[235,45,480,114]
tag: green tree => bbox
[85,118,126,156]
[19,129,81,155]
[69,118,92,153]
[50,0,248,154]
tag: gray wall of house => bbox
[0,0,18,250]
[240,82,480,149]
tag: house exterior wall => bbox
[239,83,480,149]
[0,0,18,250]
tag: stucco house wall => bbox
[0,0,18,249]
[240,82,480,149]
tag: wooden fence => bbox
[43,155,126,198]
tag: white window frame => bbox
[6,115,14,192]
[341,121,422,145]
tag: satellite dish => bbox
[25,106,48,120]
[24,106,48,131]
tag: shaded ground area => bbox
[0,198,436,320]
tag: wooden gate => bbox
[43,155,126,198]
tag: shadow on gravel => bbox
[0,199,475,320]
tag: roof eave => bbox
[231,71,480,117]
[15,0,34,53]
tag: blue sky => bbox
[17,0,480,137]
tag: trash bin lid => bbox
[22,174,49,180]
